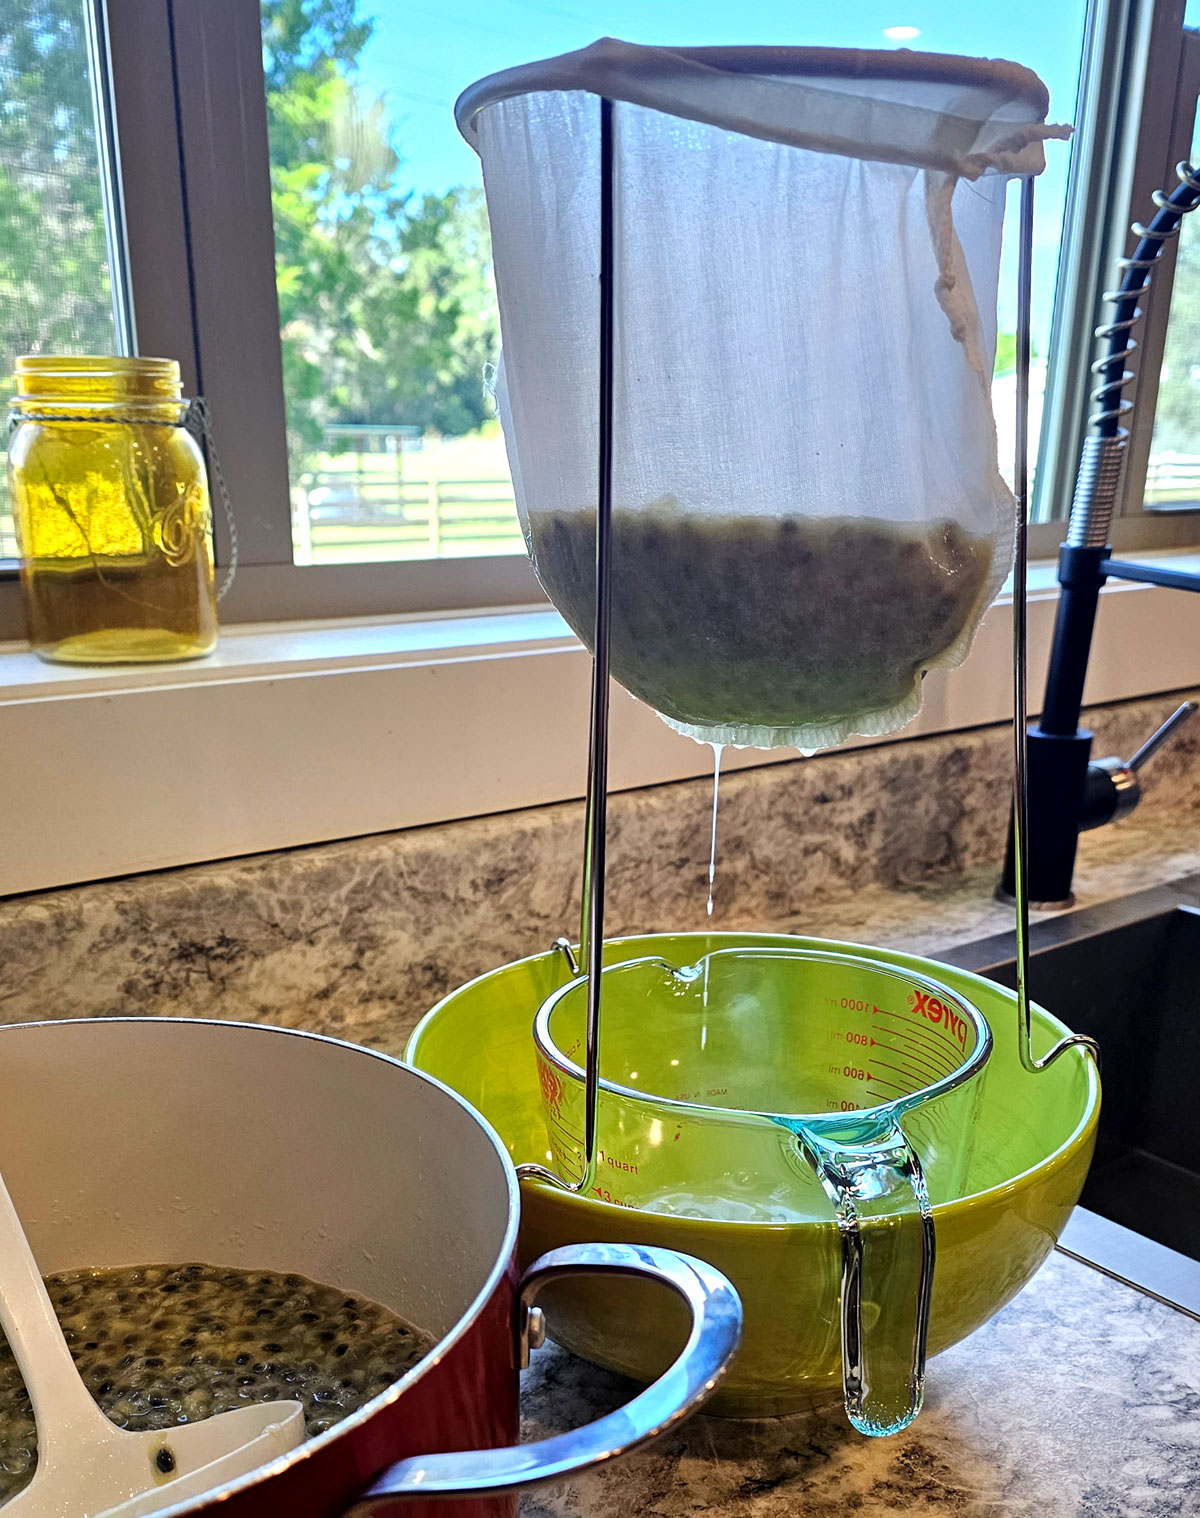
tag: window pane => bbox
[0,0,126,563]
[262,1,1087,568]
[1145,103,1200,510]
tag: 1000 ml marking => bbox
[825,992,969,1051]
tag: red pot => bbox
[0,1019,740,1518]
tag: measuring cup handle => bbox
[802,1119,934,1437]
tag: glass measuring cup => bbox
[533,947,992,1435]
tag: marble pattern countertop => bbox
[520,1251,1200,1517]
[1,688,1198,1514]
[1,688,1198,1057]
[511,833,1200,1518]
[773,814,1200,961]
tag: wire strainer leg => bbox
[518,96,616,1192]
[1011,173,1100,1075]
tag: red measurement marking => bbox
[879,1001,970,1038]
[873,1008,964,1062]
[893,1031,962,1074]
[897,1018,963,1050]
[590,1186,634,1208]
[865,1075,910,1094]
[869,1056,930,1089]
[909,990,969,1049]
[874,1042,952,1084]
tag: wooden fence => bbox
[1144,455,1200,506]
[295,473,521,562]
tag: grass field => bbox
[7,411,1200,574]
[0,426,524,569]
[294,423,522,566]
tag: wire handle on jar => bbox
[180,397,238,601]
[6,395,238,601]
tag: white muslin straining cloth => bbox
[459,41,1068,749]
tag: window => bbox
[1036,0,1200,544]
[256,0,1088,576]
[5,0,1200,898]
[1118,4,1200,535]
[260,6,518,570]
[1131,9,1200,523]
[1,0,1197,635]
[0,0,129,564]
[1144,100,1200,510]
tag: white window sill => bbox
[0,557,1072,704]
[0,604,576,702]
[2,559,1199,897]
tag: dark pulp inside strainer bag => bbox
[462,41,1067,750]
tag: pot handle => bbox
[346,1241,741,1508]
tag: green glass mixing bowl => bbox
[406,932,1099,1418]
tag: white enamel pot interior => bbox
[0,1018,741,1518]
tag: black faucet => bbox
[1000,162,1200,907]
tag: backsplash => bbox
[2,689,1197,1051]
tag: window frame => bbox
[3,0,1200,897]
[1035,0,1200,535]
[128,0,543,623]
[0,0,543,640]
[1119,16,1200,513]
[133,0,1200,568]
[3,0,1200,644]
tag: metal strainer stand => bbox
[518,105,1095,1201]
[516,94,618,1195]
[1009,178,1101,1076]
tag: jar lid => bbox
[11,356,183,408]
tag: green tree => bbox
[993,331,1039,377]
[1150,216,1200,457]
[0,0,116,370]
[262,0,499,462]
[0,0,119,539]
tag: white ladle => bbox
[0,1174,304,1518]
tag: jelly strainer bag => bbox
[458,41,1068,750]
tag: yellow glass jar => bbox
[7,355,218,663]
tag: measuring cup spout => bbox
[799,1118,935,1437]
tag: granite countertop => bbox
[515,833,1200,1518]
[1,688,1196,1514]
[520,1251,1200,1517]
[764,813,1200,961]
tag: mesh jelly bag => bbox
[458,42,1068,750]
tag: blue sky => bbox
[355,0,1090,339]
